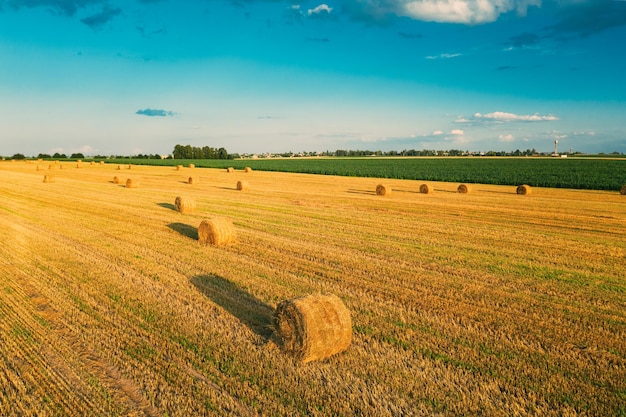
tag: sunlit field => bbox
[0,160,624,416]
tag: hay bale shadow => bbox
[191,275,275,340]
[158,203,176,211]
[167,223,198,240]
[347,189,376,195]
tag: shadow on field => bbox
[158,202,176,211]
[167,222,198,240]
[347,189,376,195]
[191,275,275,340]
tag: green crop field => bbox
[105,157,626,191]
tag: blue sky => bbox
[1,0,625,156]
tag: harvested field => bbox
[0,160,624,416]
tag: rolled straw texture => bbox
[376,184,391,196]
[126,178,140,188]
[236,180,249,191]
[198,218,236,246]
[457,184,471,194]
[175,196,196,214]
[419,184,431,194]
[274,294,352,363]
[516,184,532,195]
[620,185,626,195]
[43,175,55,183]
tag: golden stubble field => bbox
[0,160,624,416]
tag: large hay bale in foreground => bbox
[175,196,196,214]
[236,180,249,191]
[457,184,471,194]
[419,183,431,194]
[274,294,352,363]
[198,218,236,246]
[43,174,55,183]
[620,185,626,195]
[376,184,391,196]
[516,184,532,195]
[125,178,140,188]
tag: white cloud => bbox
[432,130,444,135]
[308,4,332,15]
[499,134,515,142]
[399,0,541,24]
[451,129,464,135]
[473,111,559,122]
[425,53,462,60]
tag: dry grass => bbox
[274,293,352,363]
[0,160,624,416]
[376,184,391,196]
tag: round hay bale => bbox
[620,185,626,195]
[419,183,431,194]
[125,178,140,188]
[236,180,249,191]
[99,161,104,165]
[90,161,95,166]
[175,196,196,214]
[516,184,532,195]
[113,176,120,184]
[376,184,391,196]
[127,165,132,169]
[274,293,352,363]
[457,184,471,194]
[226,167,235,173]
[198,217,236,246]
[116,165,121,170]
[244,167,252,173]
[176,165,183,171]
[188,176,198,185]
[43,174,55,183]
[188,163,195,169]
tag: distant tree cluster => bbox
[172,144,229,159]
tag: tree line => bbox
[172,144,229,159]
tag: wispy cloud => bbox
[456,111,559,123]
[136,108,176,117]
[80,5,121,28]
[425,52,461,60]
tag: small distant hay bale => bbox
[226,167,235,173]
[236,180,249,191]
[116,165,121,170]
[620,185,626,195]
[188,164,195,169]
[76,163,81,168]
[188,176,198,185]
[274,293,352,363]
[198,217,236,246]
[127,165,132,169]
[48,164,55,170]
[176,165,183,171]
[457,184,471,194]
[90,161,95,166]
[113,176,120,184]
[99,161,104,165]
[36,165,40,171]
[376,184,391,196]
[419,184,431,194]
[59,164,63,170]
[125,178,140,188]
[516,184,532,195]
[175,196,196,214]
[43,174,55,183]
[37,159,43,163]
[244,167,252,173]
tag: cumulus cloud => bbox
[499,133,515,142]
[432,130,444,135]
[451,129,464,135]
[342,0,541,24]
[308,4,332,16]
[136,108,176,117]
